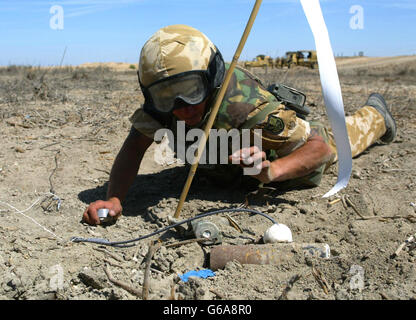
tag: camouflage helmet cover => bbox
[139,24,219,87]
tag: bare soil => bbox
[0,56,415,300]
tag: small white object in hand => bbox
[263,224,293,243]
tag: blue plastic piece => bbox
[179,269,216,282]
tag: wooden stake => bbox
[173,0,263,219]
[104,264,142,298]
[142,242,162,300]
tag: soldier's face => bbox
[172,99,207,126]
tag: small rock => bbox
[224,260,243,272]
[6,278,19,291]
[177,277,212,300]
[304,256,313,267]
[131,269,144,285]
[298,204,312,215]
[78,268,107,290]
[280,204,293,210]
[267,205,276,213]
[352,169,361,179]
[170,242,205,274]
[87,227,101,237]
[335,288,350,300]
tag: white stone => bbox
[263,223,293,243]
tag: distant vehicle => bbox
[244,54,274,69]
[277,50,318,69]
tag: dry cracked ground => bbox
[0,56,415,300]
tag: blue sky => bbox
[0,0,415,66]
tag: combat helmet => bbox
[138,25,225,115]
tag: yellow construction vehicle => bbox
[278,50,318,69]
[244,54,274,69]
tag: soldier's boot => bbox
[365,93,397,143]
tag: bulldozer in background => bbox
[244,54,275,69]
[277,50,318,69]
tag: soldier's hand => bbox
[229,146,273,183]
[229,146,267,167]
[82,197,122,225]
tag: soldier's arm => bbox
[266,128,333,182]
[82,127,153,225]
[106,126,153,202]
[231,128,333,184]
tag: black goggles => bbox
[140,52,225,114]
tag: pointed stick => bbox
[173,0,263,219]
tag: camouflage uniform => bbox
[132,64,311,158]
[291,107,386,188]
[131,24,387,187]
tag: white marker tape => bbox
[300,0,352,198]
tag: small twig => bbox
[225,214,243,233]
[40,142,60,150]
[94,247,124,263]
[381,169,411,173]
[6,120,32,129]
[326,209,335,216]
[311,266,330,295]
[94,168,110,175]
[341,195,348,209]
[150,267,164,275]
[278,274,302,300]
[35,236,56,241]
[164,238,207,249]
[49,150,60,194]
[392,233,416,258]
[76,138,108,142]
[169,283,176,300]
[361,214,416,222]
[34,110,46,120]
[142,242,162,300]
[91,126,103,137]
[406,215,416,223]
[131,245,143,262]
[344,195,367,220]
[104,264,142,298]
[241,197,249,208]
[103,258,120,267]
[343,196,415,222]
[380,292,391,300]
[328,198,341,206]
